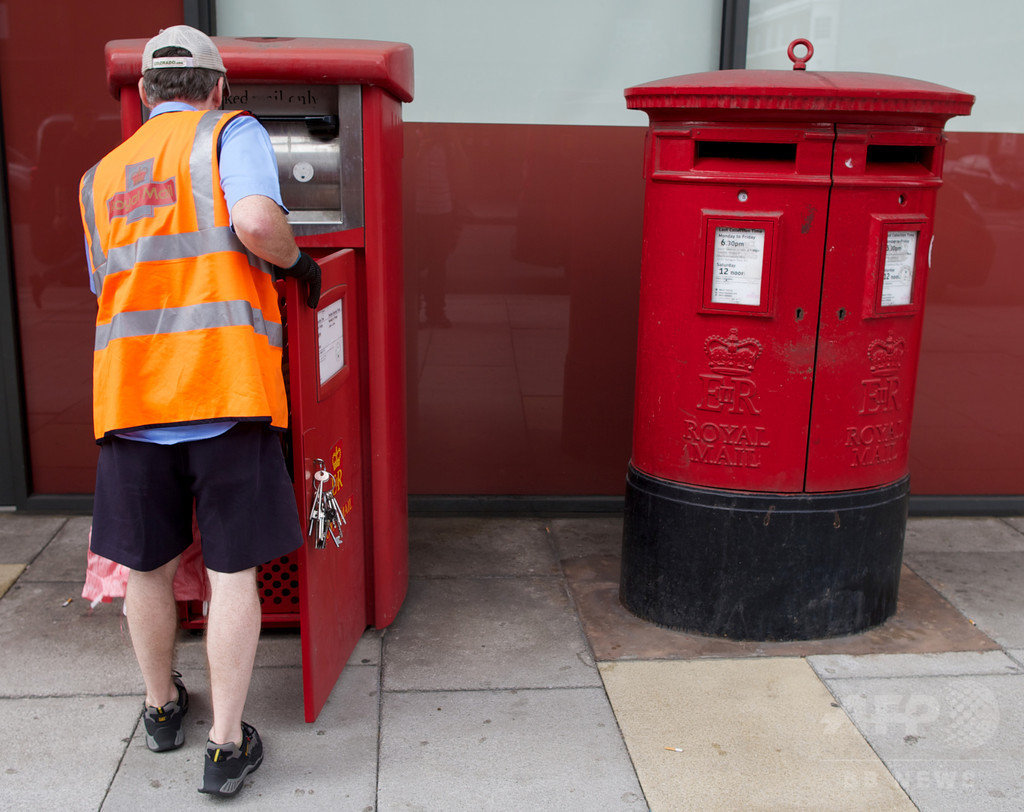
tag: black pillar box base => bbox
[620,465,910,641]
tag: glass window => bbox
[217,0,722,126]
[747,0,1024,133]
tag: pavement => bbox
[1,511,1023,810]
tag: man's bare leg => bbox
[126,556,181,708]
[205,567,261,746]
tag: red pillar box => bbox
[105,37,413,720]
[621,40,972,640]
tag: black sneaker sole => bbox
[145,726,185,752]
[198,751,264,797]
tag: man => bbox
[79,25,320,797]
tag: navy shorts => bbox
[91,422,304,573]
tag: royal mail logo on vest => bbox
[108,159,176,223]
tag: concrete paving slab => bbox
[173,626,381,673]
[17,515,92,582]
[0,694,139,811]
[903,552,1024,648]
[566,555,998,662]
[548,515,624,561]
[599,658,915,811]
[810,651,1024,680]
[905,517,1024,554]
[349,627,384,666]
[825,673,1024,810]
[0,514,67,564]
[378,687,646,811]
[383,577,599,691]
[1000,516,1024,535]
[0,563,24,597]
[408,516,560,577]
[0,581,142,696]
[102,664,380,810]
[172,626,303,671]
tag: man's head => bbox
[139,25,227,108]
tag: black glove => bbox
[275,252,322,308]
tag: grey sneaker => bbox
[142,672,188,752]
[198,721,264,797]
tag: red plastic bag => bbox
[82,514,210,607]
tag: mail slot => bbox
[105,36,413,721]
[236,84,364,228]
[620,40,973,641]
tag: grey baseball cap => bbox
[142,25,225,73]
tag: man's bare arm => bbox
[230,194,300,268]
[231,194,320,307]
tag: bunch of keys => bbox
[308,458,346,549]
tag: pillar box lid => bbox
[106,36,414,103]
[626,39,972,127]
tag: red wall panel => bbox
[403,123,644,495]
[1,1,183,493]
[911,132,1024,494]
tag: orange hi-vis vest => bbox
[80,109,288,441]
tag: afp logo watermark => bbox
[825,680,1000,752]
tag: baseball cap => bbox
[142,25,226,73]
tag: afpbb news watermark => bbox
[825,679,1002,795]
[833,679,1001,751]
[840,767,978,794]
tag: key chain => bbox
[308,459,345,549]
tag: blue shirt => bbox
[107,102,286,445]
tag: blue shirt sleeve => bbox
[218,114,288,218]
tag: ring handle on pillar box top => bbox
[788,38,814,70]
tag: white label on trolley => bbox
[881,231,917,307]
[317,298,344,385]
[711,227,765,306]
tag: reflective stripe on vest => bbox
[95,299,283,352]
[80,163,107,294]
[101,228,274,290]
[191,111,220,232]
